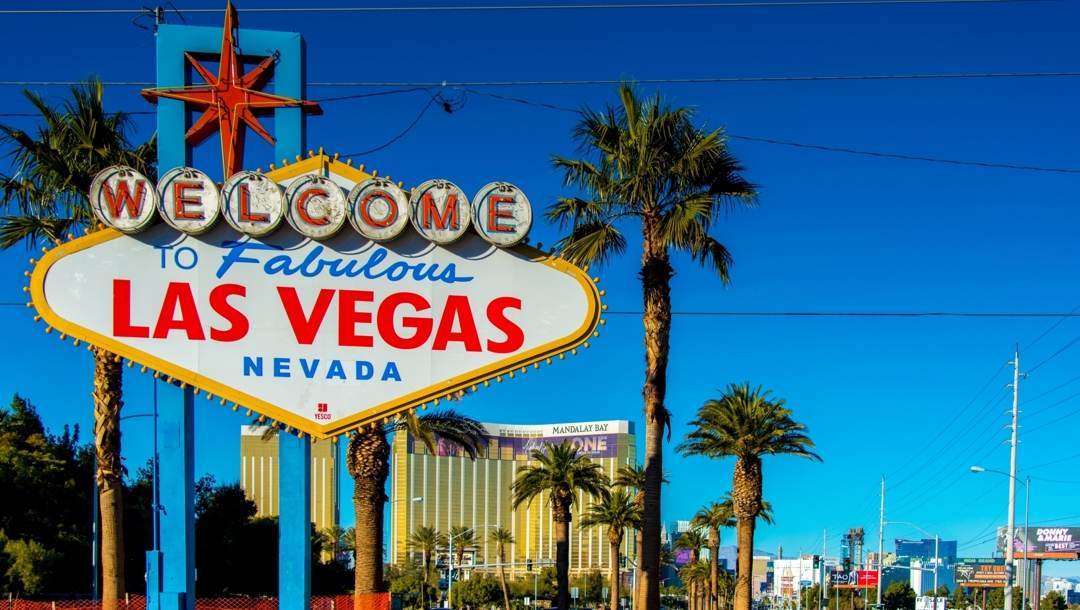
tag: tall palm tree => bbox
[580,488,641,610]
[489,527,515,610]
[408,525,446,609]
[512,441,609,610]
[449,524,476,587]
[0,79,155,610]
[679,384,821,610]
[549,83,756,610]
[692,501,736,610]
[347,410,485,601]
[614,463,669,608]
[676,530,708,610]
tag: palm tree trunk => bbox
[348,428,391,599]
[734,516,756,610]
[498,545,511,610]
[709,530,720,610]
[610,536,621,610]
[640,220,673,610]
[554,502,572,610]
[634,526,644,608]
[93,348,124,610]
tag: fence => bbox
[5,595,391,610]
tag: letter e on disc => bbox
[347,178,409,242]
[472,181,532,247]
[409,179,472,245]
[285,175,348,240]
[89,165,158,233]
[157,167,221,235]
[222,171,286,236]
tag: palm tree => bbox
[347,410,485,601]
[679,384,821,610]
[549,83,756,610]
[408,525,447,609]
[0,79,155,610]
[580,488,641,610]
[680,560,711,610]
[449,524,476,588]
[676,530,708,610]
[512,441,610,610]
[692,501,735,610]
[614,463,669,608]
[489,527,515,610]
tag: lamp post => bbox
[971,466,1031,610]
[447,525,496,609]
[884,521,940,608]
[386,496,423,563]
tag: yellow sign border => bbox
[29,159,602,438]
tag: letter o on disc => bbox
[89,165,159,234]
[157,166,221,235]
[221,171,286,237]
[408,179,472,245]
[347,178,409,242]
[472,181,532,247]
[284,175,348,240]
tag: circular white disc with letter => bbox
[89,165,159,233]
[284,175,348,240]
[408,179,472,245]
[347,178,410,242]
[472,181,532,247]
[221,171,286,237]
[156,167,221,235]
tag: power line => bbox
[1027,333,1080,372]
[340,96,439,158]
[5,70,1080,89]
[0,0,1058,15]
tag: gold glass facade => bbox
[239,425,339,532]
[390,420,637,577]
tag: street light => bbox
[884,521,940,609]
[447,525,497,608]
[386,496,423,563]
[971,465,1031,610]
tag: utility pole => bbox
[877,478,885,609]
[1005,346,1021,610]
[822,529,828,610]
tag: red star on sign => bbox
[141,1,322,177]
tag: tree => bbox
[453,575,504,608]
[512,441,609,610]
[1042,591,1067,610]
[883,582,916,610]
[676,531,708,610]
[680,560,711,610]
[801,584,823,610]
[678,384,820,610]
[581,488,641,610]
[0,80,155,610]
[549,82,756,610]
[408,526,446,609]
[614,463,668,605]
[692,501,735,610]
[448,524,477,589]
[489,527,515,610]
[347,409,485,601]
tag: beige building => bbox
[389,420,637,577]
[239,425,339,532]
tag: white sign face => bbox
[90,166,159,233]
[221,171,286,237]
[409,179,473,245]
[157,167,221,235]
[32,157,600,438]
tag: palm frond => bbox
[0,215,75,249]
[553,220,627,269]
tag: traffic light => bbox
[842,558,852,572]
[526,558,533,571]
[813,555,820,570]
[620,555,627,569]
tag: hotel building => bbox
[389,419,637,577]
[239,425,339,532]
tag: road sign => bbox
[571,587,580,599]
[31,156,602,438]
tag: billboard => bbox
[829,571,878,589]
[954,559,1006,588]
[29,158,601,438]
[997,527,1080,558]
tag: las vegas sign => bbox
[29,154,602,438]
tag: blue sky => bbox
[2,0,1080,576]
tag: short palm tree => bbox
[679,384,821,610]
[347,410,485,601]
[0,79,155,610]
[489,527,515,610]
[448,524,476,584]
[680,559,711,610]
[676,530,709,610]
[692,501,736,610]
[549,83,756,610]
[408,525,446,609]
[580,488,641,610]
[512,441,609,610]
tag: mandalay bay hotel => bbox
[389,420,638,577]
